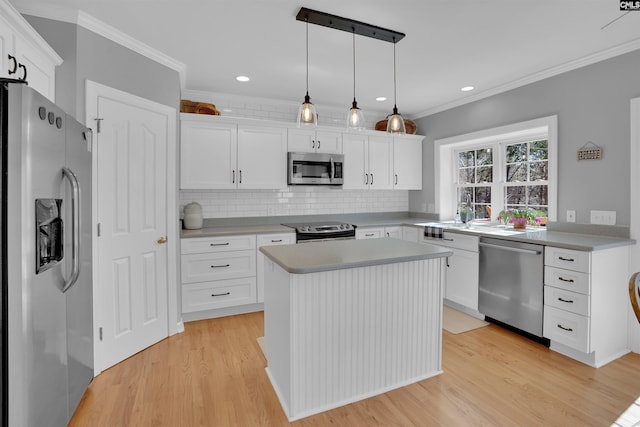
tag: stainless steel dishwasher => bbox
[478,237,545,338]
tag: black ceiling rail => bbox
[295,7,405,43]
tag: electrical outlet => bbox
[590,210,616,225]
[566,210,576,222]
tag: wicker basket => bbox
[375,116,417,134]
[180,100,221,116]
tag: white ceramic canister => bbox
[183,202,203,229]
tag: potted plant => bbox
[498,207,540,229]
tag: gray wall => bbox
[25,16,181,123]
[412,49,640,226]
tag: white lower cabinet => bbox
[181,235,257,313]
[257,233,295,303]
[542,245,629,367]
[356,226,402,239]
[424,232,480,314]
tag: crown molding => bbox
[414,38,640,120]
[1,1,62,64]
[14,5,187,88]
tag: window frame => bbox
[435,116,557,222]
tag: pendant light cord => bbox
[393,36,398,109]
[305,18,309,96]
[352,29,356,101]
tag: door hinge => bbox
[99,327,103,341]
[97,222,101,237]
[94,117,104,133]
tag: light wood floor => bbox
[70,311,640,426]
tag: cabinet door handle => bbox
[210,264,230,268]
[7,54,17,75]
[557,324,573,332]
[317,140,320,149]
[386,232,390,237]
[558,256,575,262]
[395,174,398,185]
[557,297,574,304]
[312,140,315,149]
[365,173,369,185]
[558,277,574,283]
[211,292,231,297]
[370,173,374,185]
[446,256,450,268]
[232,170,235,183]
[210,242,230,246]
[18,63,27,81]
[239,170,242,183]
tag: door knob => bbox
[157,236,167,244]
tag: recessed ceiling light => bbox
[461,86,474,92]
[236,76,250,82]
[375,96,387,102]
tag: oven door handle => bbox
[61,167,81,293]
[479,242,541,256]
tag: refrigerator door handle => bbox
[62,167,81,293]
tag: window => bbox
[455,140,548,220]
[456,148,493,220]
[504,139,548,215]
[435,116,557,222]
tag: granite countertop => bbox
[180,213,634,251]
[260,238,453,274]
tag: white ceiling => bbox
[11,0,640,118]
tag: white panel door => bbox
[368,135,394,189]
[237,125,286,189]
[342,133,368,189]
[96,94,169,370]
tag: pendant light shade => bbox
[347,30,365,130]
[386,37,406,134]
[298,18,318,127]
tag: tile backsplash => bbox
[179,188,409,219]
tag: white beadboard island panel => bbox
[263,256,444,421]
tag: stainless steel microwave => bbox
[287,152,344,185]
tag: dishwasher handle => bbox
[479,241,542,255]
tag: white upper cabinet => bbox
[343,133,394,190]
[0,0,61,101]
[180,115,287,190]
[180,120,237,189]
[393,136,422,190]
[288,129,342,154]
[237,125,287,189]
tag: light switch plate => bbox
[566,210,576,222]
[590,210,616,225]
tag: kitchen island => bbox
[259,238,452,421]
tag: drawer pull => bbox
[557,297,574,304]
[558,277,574,283]
[558,256,575,262]
[365,233,375,237]
[271,239,283,243]
[210,242,230,246]
[211,292,231,297]
[210,264,230,268]
[443,238,454,242]
[557,324,573,332]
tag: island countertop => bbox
[259,238,453,274]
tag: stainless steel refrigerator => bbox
[0,79,94,426]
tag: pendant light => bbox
[297,17,318,127]
[347,29,365,130]
[386,36,406,134]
